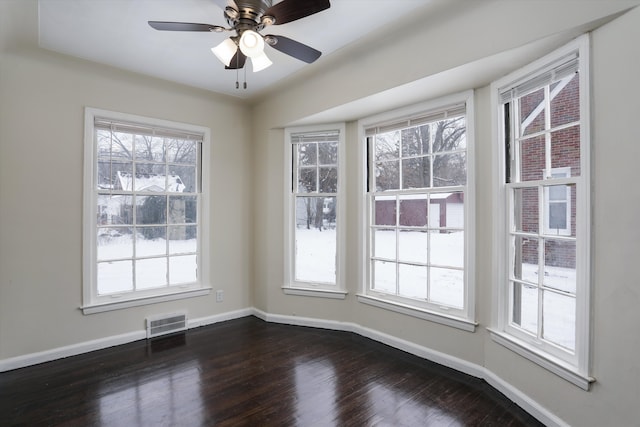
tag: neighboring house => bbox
[519,74,579,269]
[97,171,188,240]
[374,192,464,231]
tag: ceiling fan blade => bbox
[263,0,330,25]
[266,35,321,64]
[148,21,222,32]
[225,51,247,69]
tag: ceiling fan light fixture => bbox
[251,51,273,72]
[211,38,238,66]
[239,30,265,58]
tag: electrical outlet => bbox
[215,290,224,303]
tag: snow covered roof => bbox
[116,171,185,192]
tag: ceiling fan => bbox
[148,0,330,74]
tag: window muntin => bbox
[497,41,589,368]
[287,128,343,290]
[84,109,209,310]
[364,98,472,319]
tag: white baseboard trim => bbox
[0,330,146,373]
[0,308,253,373]
[483,369,570,427]
[189,307,254,329]
[0,307,566,427]
[250,308,566,427]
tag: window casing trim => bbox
[283,123,346,293]
[490,34,591,383]
[358,90,476,324]
[82,107,211,313]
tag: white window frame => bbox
[489,35,593,389]
[82,108,211,314]
[283,123,347,299]
[357,91,476,331]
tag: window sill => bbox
[282,286,348,300]
[81,287,212,314]
[488,328,594,390]
[357,294,477,332]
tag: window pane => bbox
[544,239,576,293]
[519,88,545,136]
[433,117,466,152]
[97,195,133,225]
[399,264,427,299]
[169,225,197,254]
[133,163,166,192]
[295,197,336,284]
[110,132,134,158]
[298,143,317,166]
[137,195,166,225]
[373,228,395,260]
[398,230,427,264]
[135,135,164,162]
[374,196,396,226]
[399,196,427,227]
[433,153,466,187]
[298,167,316,193]
[430,192,464,228]
[375,160,399,191]
[519,135,545,181]
[168,165,196,193]
[513,236,538,284]
[170,255,197,284]
[513,187,538,234]
[97,161,132,191]
[169,195,197,224]
[373,260,396,293]
[431,231,464,268]
[550,126,580,176]
[550,73,579,128]
[97,228,133,261]
[402,156,430,189]
[543,291,576,351]
[136,227,166,257]
[511,281,538,334]
[319,167,337,193]
[430,267,463,308]
[544,183,575,237]
[318,142,337,165]
[97,260,132,295]
[166,139,197,164]
[401,124,429,156]
[136,257,167,289]
[375,131,400,160]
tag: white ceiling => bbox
[38,0,430,100]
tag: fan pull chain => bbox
[244,66,247,89]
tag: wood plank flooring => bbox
[0,316,544,426]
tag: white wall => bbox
[251,2,640,426]
[0,1,253,359]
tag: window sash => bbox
[84,108,209,311]
[364,98,470,318]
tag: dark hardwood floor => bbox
[0,316,543,426]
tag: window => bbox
[284,124,346,298]
[83,108,210,313]
[491,35,592,389]
[359,92,475,328]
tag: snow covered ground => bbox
[97,226,575,351]
[295,227,575,350]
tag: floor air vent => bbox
[146,313,187,339]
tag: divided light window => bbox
[285,126,344,294]
[492,36,591,386]
[364,95,473,320]
[83,109,209,312]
